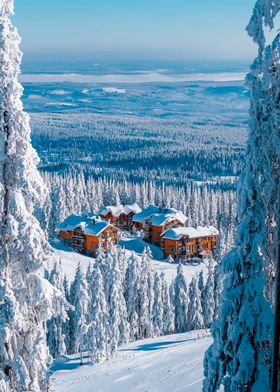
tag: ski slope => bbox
[51,331,211,392]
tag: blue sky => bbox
[13,0,256,62]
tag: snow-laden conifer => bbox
[139,248,153,338]
[69,265,89,364]
[202,258,215,328]
[203,2,279,390]
[0,1,55,390]
[152,272,164,336]
[108,254,129,352]
[198,270,204,293]
[46,260,68,358]
[87,264,110,363]
[187,275,205,331]
[173,263,188,333]
[125,252,140,340]
[161,272,174,335]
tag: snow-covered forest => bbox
[45,247,216,363]
[30,111,246,183]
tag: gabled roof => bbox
[84,221,115,237]
[58,214,87,232]
[161,226,219,240]
[99,203,142,218]
[59,214,118,237]
[99,206,123,218]
[133,205,188,226]
[123,203,142,215]
[133,205,164,224]
[151,211,188,227]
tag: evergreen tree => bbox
[161,272,174,335]
[125,252,140,340]
[173,263,188,333]
[198,270,204,293]
[46,260,68,358]
[0,1,54,390]
[202,258,215,328]
[187,275,205,331]
[204,2,278,390]
[152,272,164,336]
[108,254,129,352]
[139,248,153,338]
[87,264,110,363]
[69,265,89,364]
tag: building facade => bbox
[58,215,119,256]
[161,226,219,261]
[133,205,188,245]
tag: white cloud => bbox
[102,87,126,94]
[21,71,246,84]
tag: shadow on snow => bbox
[120,338,196,352]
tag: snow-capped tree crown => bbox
[0,0,14,18]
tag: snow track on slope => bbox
[51,330,211,392]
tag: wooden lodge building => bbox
[58,214,119,256]
[58,204,219,261]
[99,203,141,231]
[161,226,219,261]
[132,205,188,246]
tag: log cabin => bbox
[58,215,119,256]
[133,205,188,245]
[99,203,141,231]
[161,226,219,261]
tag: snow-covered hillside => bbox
[51,331,211,392]
[49,238,208,285]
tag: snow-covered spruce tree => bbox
[108,253,129,353]
[68,265,89,364]
[213,260,223,320]
[0,1,55,390]
[152,272,164,336]
[125,252,140,341]
[87,264,110,363]
[204,2,280,390]
[46,260,68,359]
[173,263,188,333]
[187,275,205,331]
[198,270,204,293]
[202,258,215,328]
[139,248,153,339]
[161,272,174,335]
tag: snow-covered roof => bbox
[151,211,188,227]
[161,226,219,240]
[123,203,142,215]
[133,205,187,226]
[83,221,113,237]
[99,203,142,218]
[58,214,87,232]
[99,205,123,218]
[133,205,166,224]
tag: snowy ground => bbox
[51,330,211,392]
[49,237,208,285]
